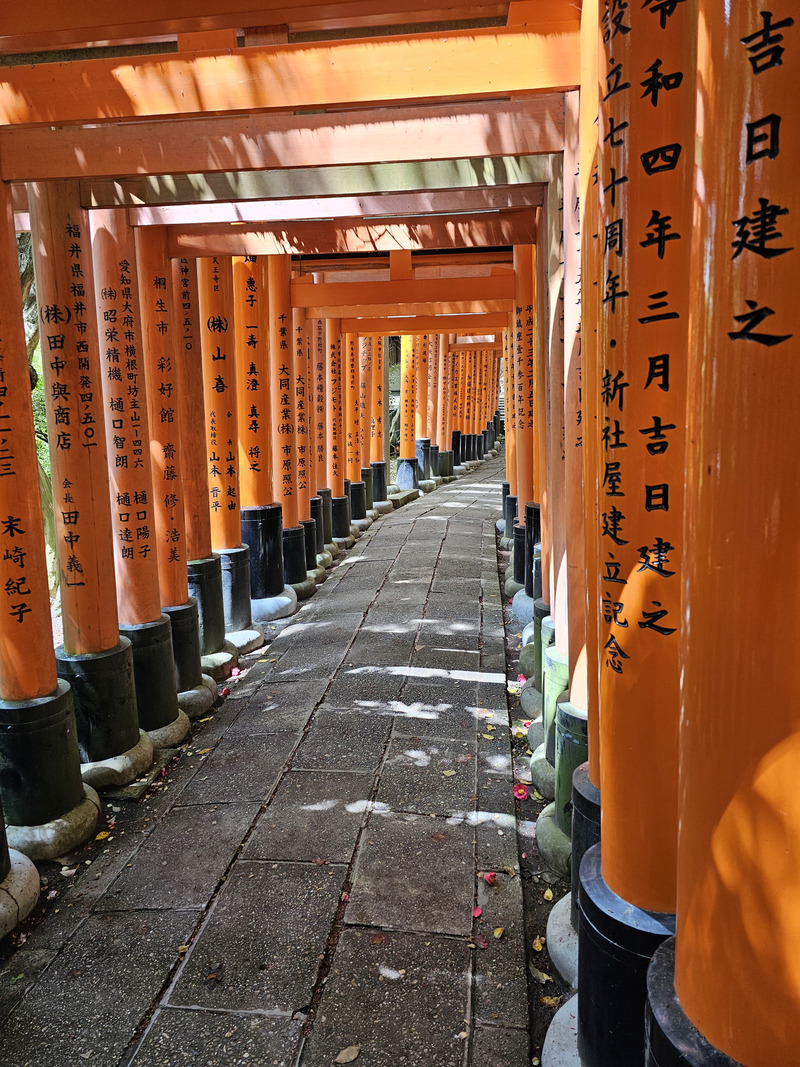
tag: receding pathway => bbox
[0,454,529,1067]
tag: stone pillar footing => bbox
[163,599,203,693]
[147,708,191,749]
[396,456,420,490]
[331,496,351,539]
[571,763,601,931]
[542,995,582,1067]
[530,742,555,799]
[536,801,570,876]
[544,645,570,764]
[226,626,266,657]
[350,481,368,520]
[5,783,101,862]
[283,525,307,585]
[218,545,252,632]
[578,844,675,1067]
[120,614,181,734]
[80,729,154,790]
[177,678,217,720]
[371,461,388,502]
[187,555,226,655]
[252,585,298,622]
[645,938,740,1067]
[547,892,579,991]
[241,504,284,600]
[0,850,40,941]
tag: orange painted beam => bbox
[340,315,507,335]
[0,98,563,183]
[306,300,514,319]
[292,276,514,310]
[166,214,537,258]
[450,343,503,353]
[0,26,580,127]
[0,1,513,52]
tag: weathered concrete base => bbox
[351,517,372,533]
[542,995,582,1067]
[317,551,333,570]
[147,708,191,749]
[349,524,364,539]
[5,783,101,862]
[511,588,534,625]
[526,711,544,751]
[419,479,436,494]
[333,536,355,552]
[452,465,467,475]
[496,518,506,534]
[389,489,420,508]
[251,585,299,622]
[500,536,514,550]
[80,729,154,790]
[0,850,39,940]
[226,628,266,656]
[547,892,578,991]
[504,576,524,599]
[522,621,535,646]
[521,679,543,721]
[536,801,571,877]
[201,646,236,679]
[386,483,399,495]
[325,541,341,559]
[432,475,443,486]
[290,575,317,601]
[366,508,380,521]
[519,641,538,680]
[177,680,216,720]
[373,500,394,515]
[530,741,555,800]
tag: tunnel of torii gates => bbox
[0,2,796,1066]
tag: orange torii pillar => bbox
[396,335,419,491]
[344,331,369,527]
[426,333,440,477]
[294,306,324,584]
[91,211,189,747]
[509,246,536,605]
[27,180,150,787]
[462,347,477,462]
[0,181,98,871]
[172,257,226,659]
[501,322,519,541]
[369,335,391,508]
[414,333,434,486]
[305,317,331,570]
[358,335,376,513]
[475,347,487,459]
[267,256,313,597]
[325,319,352,545]
[310,316,337,557]
[435,333,453,479]
[135,232,209,717]
[450,344,465,471]
[197,257,254,635]
[645,8,800,1065]
[444,335,458,476]
[568,6,694,1065]
[233,255,290,616]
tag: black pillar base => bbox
[331,495,351,538]
[429,444,440,477]
[218,544,252,631]
[350,480,367,519]
[645,938,740,1067]
[469,433,479,461]
[310,496,325,554]
[187,555,226,654]
[0,679,84,828]
[578,844,675,1067]
[360,467,374,510]
[532,598,550,690]
[120,615,180,732]
[504,493,518,535]
[241,504,284,599]
[513,522,526,585]
[0,812,8,883]
[163,599,203,692]
[524,502,541,599]
[371,461,388,501]
[415,437,431,480]
[300,518,318,570]
[476,432,485,460]
[451,429,462,466]
[283,525,307,584]
[440,450,453,477]
[56,640,140,764]
[396,456,419,490]
[318,487,334,542]
[571,762,601,930]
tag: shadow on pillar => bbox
[451,429,463,468]
[187,555,226,654]
[371,461,388,502]
[415,438,431,480]
[120,615,189,746]
[0,679,100,859]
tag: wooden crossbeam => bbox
[166,212,535,256]
[292,275,514,308]
[0,25,579,126]
[0,96,563,182]
[450,342,503,352]
[339,314,507,333]
[302,300,513,317]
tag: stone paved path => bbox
[0,453,529,1067]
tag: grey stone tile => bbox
[301,929,471,1067]
[424,593,483,621]
[325,666,406,706]
[390,697,480,742]
[101,803,259,910]
[471,1025,531,1067]
[131,1008,303,1066]
[430,577,482,599]
[417,618,482,647]
[178,733,296,804]
[472,873,529,1028]
[169,861,344,1013]
[376,736,477,817]
[291,705,392,773]
[346,812,474,935]
[346,630,416,667]
[227,683,325,736]
[0,910,198,1067]
[245,770,372,863]
[410,645,482,673]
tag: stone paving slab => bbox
[169,860,344,1013]
[390,696,481,742]
[101,802,260,911]
[299,927,472,1067]
[177,732,297,804]
[346,811,474,935]
[471,1023,531,1067]
[131,1007,304,1067]
[1,910,198,1067]
[244,770,373,863]
[292,705,392,773]
[377,735,477,817]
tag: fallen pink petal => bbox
[473,906,482,918]
[517,673,527,682]
[483,872,497,887]
[513,783,529,801]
